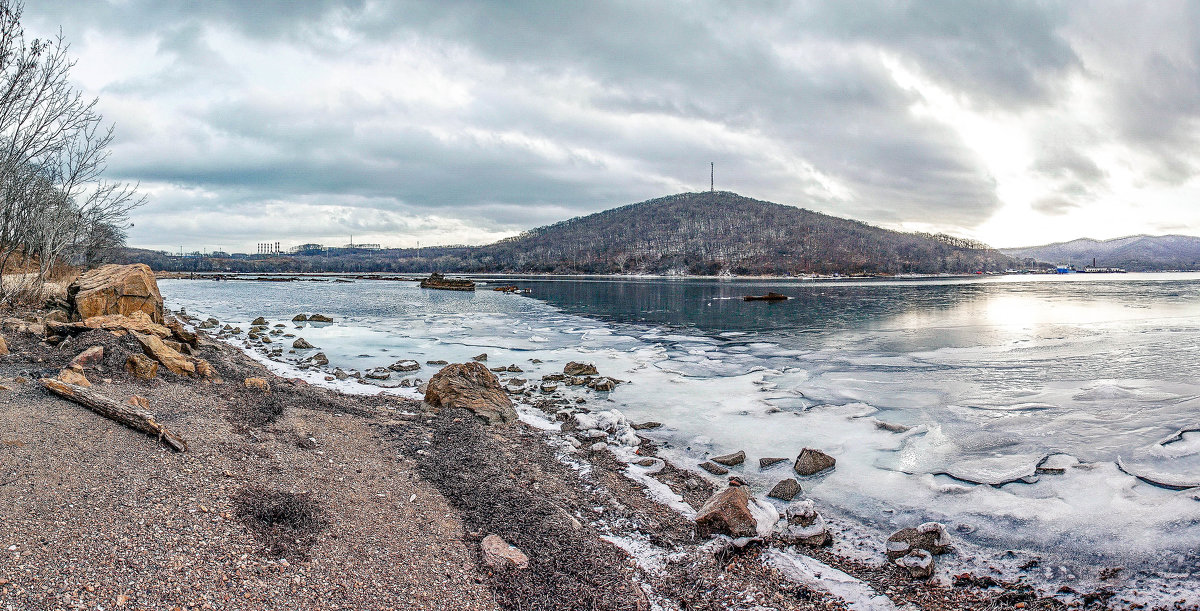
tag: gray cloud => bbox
[20,1,1200,251]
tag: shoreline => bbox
[0,302,1084,610]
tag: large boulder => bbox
[694,485,758,538]
[68,264,164,324]
[424,362,517,425]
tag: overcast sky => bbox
[22,1,1200,252]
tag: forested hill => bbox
[124,191,1020,275]
[477,192,1015,275]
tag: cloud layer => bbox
[23,1,1200,251]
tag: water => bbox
[163,273,1200,598]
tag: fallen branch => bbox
[39,378,188,452]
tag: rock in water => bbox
[293,338,314,349]
[125,354,158,379]
[779,500,830,546]
[251,316,268,326]
[424,362,517,425]
[308,314,334,323]
[767,478,802,501]
[472,353,487,362]
[794,447,836,476]
[759,457,788,468]
[711,450,746,466]
[695,485,758,538]
[68,264,164,323]
[699,461,729,475]
[895,549,935,579]
[631,421,662,431]
[292,314,308,322]
[388,359,420,372]
[480,534,529,570]
[564,361,599,376]
[886,522,952,560]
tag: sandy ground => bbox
[0,311,1085,610]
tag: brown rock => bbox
[699,461,729,475]
[480,534,529,570]
[125,395,150,410]
[886,523,952,560]
[564,361,599,376]
[711,450,746,466]
[695,486,757,538]
[251,316,268,326]
[0,334,7,356]
[68,264,164,323]
[69,346,104,369]
[58,367,92,387]
[308,314,333,323]
[472,353,487,362]
[423,362,516,425]
[166,317,197,346]
[767,478,802,501]
[132,332,195,376]
[244,377,270,393]
[125,354,158,379]
[194,359,218,380]
[794,448,836,476]
[82,312,172,338]
[293,337,314,349]
[759,457,788,468]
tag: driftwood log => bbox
[40,378,188,452]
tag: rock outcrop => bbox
[125,354,159,379]
[133,332,195,376]
[68,264,164,323]
[424,362,517,425]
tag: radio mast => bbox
[710,162,714,192]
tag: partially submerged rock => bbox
[480,534,529,570]
[293,338,314,349]
[389,359,420,372]
[779,500,830,546]
[760,456,788,468]
[711,450,746,466]
[794,448,836,476]
[68,264,164,323]
[895,549,934,579]
[251,317,268,326]
[767,478,802,501]
[564,361,599,376]
[699,461,729,475]
[424,362,517,425]
[886,522,952,561]
[308,314,334,323]
[695,485,758,539]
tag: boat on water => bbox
[743,292,789,302]
[419,272,475,291]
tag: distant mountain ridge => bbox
[1001,235,1200,271]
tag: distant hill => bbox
[477,192,1015,275]
[121,191,1018,275]
[1001,235,1200,271]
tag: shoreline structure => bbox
[0,266,1145,609]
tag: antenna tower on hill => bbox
[710,162,714,192]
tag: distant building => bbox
[256,242,281,255]
[290,243,326,254]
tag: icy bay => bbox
[164,272,1200,594]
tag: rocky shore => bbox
[0,266,1116,610]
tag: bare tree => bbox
[0,0,143,305]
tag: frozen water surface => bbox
[164,273,1200,600]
